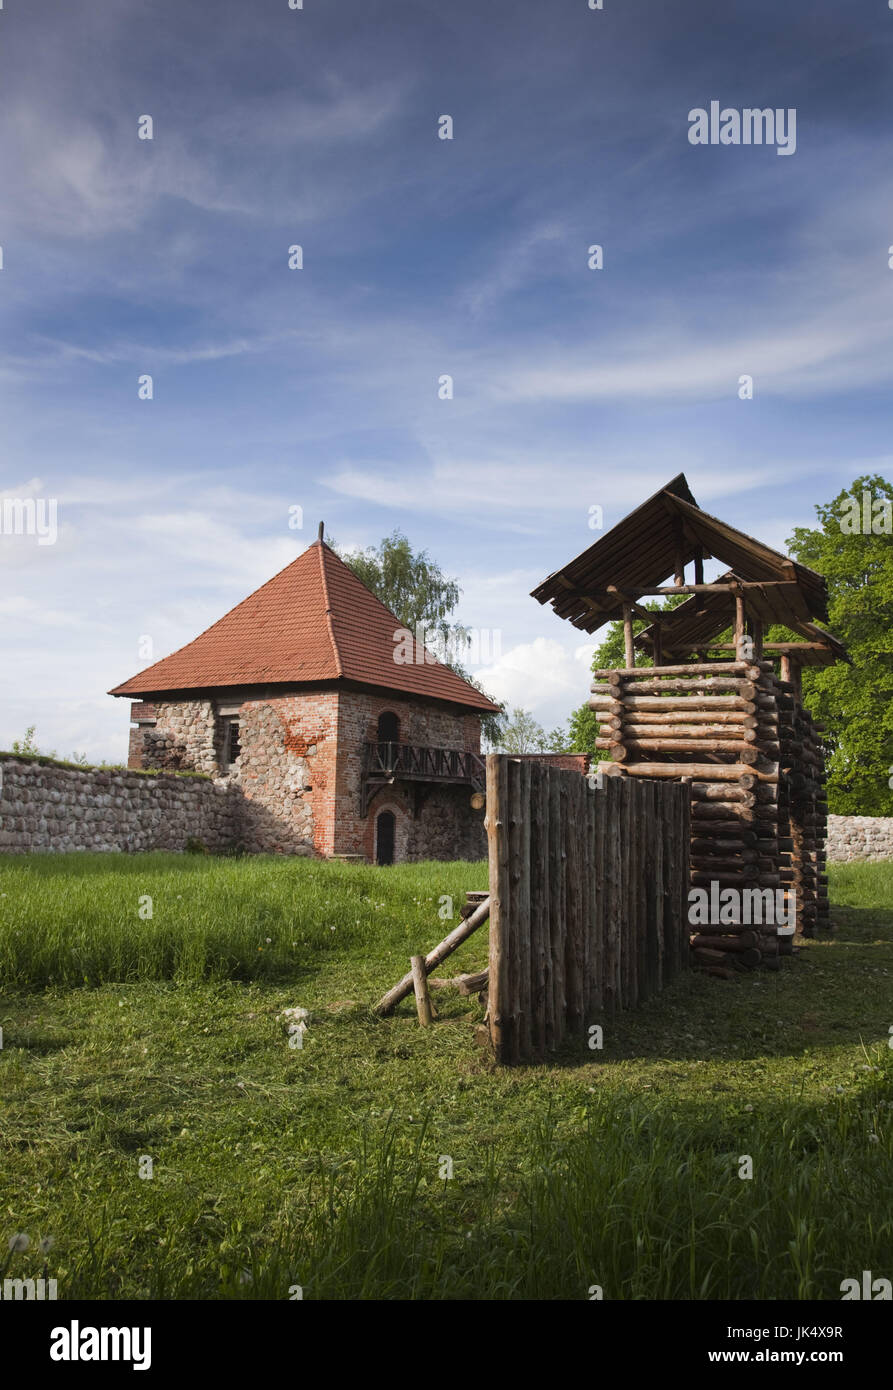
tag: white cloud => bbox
[477,637,596,730]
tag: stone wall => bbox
[136,700,218,775]
[827,815,893,862]
[0,758,240,854]
[124,686,486,862]
[236,692,337,857]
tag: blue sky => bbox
[2,0,893,760]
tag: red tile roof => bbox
[109,541,501,712]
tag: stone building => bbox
[109,535,499,862]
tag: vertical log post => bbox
[621,772,636,1008]
[529,761,547,1060]
[411,955,434,1027]
[565,770,585,1036]
[639,780,655,1001]
[622,604,635,669]
[652,616,663,669]
[544,766,557,1050]
[604,776,622,1013]
[652,778,665,992]
[515,759,532,1063]
[551,766,568,1046]
[589,769,606,1017]
[678,783,691,972]
[486,754,512,1062]
[734,592,746,659]
[505,758,522,1065]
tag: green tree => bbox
[496,707,547,754]
[567,703,600,754]
[332,529,463,649]
[543,723,572,753]
[786,474,893,814]
[332,529,505,744]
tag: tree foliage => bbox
[786,474,893,814]
[332,529,506,744]
[494,707,570,754]
[331,529,463,647]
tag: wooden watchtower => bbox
[532,475,848,939]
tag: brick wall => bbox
[510,753,591,775]
[333,689,484,861]
[237,693,337,856]
[128,686,485,862]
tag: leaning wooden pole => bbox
[374,896,491,1015]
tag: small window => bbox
[220,716,241,771]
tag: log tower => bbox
[532,475,848,950]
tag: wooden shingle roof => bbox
[531,473,830,632]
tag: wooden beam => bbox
[713,642,832,653]
[734,592,746,657]
[593,581,802,599]
[673,527,685,586]
[752,618,764,660]
[374,897,491,1014]
[652,619,663,667]
[411,955,435,1026]
[622,604,635,668]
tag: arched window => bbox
[377,711,400,745]
[375,809,396,866]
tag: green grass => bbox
[0,853,891,1300]
[0,749,209,776]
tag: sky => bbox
[2,0,893,761]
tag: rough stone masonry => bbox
[0,757,240,854]
[826,815,893,863]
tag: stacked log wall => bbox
[588,659,830,965]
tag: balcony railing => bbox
[361,741,484,814]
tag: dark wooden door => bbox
[376,810,395,865]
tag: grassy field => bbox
[0,852,891,1300]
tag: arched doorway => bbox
[376,809,396,866]
[377,710,399,748]
[376,712,400,775]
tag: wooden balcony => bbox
[360,741,484,815]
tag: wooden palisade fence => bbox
[486,754,690,1065]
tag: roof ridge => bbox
[317,541,344,678]
[319,543,490,697]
